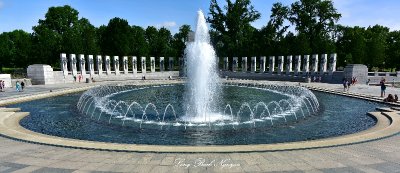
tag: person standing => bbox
[380,78,386,97]
[21,81,25,91]
[0,80,2,92]
[343,78,347,91]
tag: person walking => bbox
[78,74,82,83]
[21,81,25,91]
[1,81,4,92]
[380,78,386,97]
[0,80,3,92]
[15,81,21,92]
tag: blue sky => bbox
[0,0,399,33]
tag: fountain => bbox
[183,10,222,122]
[75,11,320,129]
[0,10,380,150]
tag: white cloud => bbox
[156,21,177,29]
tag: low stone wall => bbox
[0,74,12,88]
[27,64,180,85]
[220,71,307,82]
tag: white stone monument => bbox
[303,55,309,75]
[113,56,120,75]
[311,54,318,75]
[260,56,266,73]
[105,56,111,75]
[169,57,174,71]
[123,56,128,74]
[0,74,11,88]
[251,57,256,72]
[286,55,292,75]
[329,53,337,75]
[277,56,284,74]
[150,57,155,73]
[232,57,238,71]
[69,54,77,76]
[27,64,55,85]
[242,57,247,72]
[96,55,103,76]
[269,56,275,74]
[60,53,68,76]
[160,57,165,72]
[131,56,137,74]
[88,55,95,76]
[294,55,301,75]
[141,57,146,74]
[320,54,327,75]
[223,57,229,71]
[79,54,86,80]
[79,54,86,78]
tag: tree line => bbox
[1,0,400,72]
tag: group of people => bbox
[342,77,359,91]
[15,81,25,92]
[73,74,83,82]
[0,80,5,92]
[380,78,399,102]
[311,76,322,82]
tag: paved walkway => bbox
[0,80,400,172]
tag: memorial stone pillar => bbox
[294,55,301,75]
[96,55,103,76]
[131,56,137,74]
[311,54,318,75]
[60,53,68,76]
[105,56,111,75]
[79,54,86,78]
[260,56,266,73]
[123,56,128,74]
[242,57,247,72]
[251,57,256,72]
[232,57,238,72]
[150,57,155,73]
[269,56,275,74]
[88,55,94,76]
[160,57,165,72]
[223,57,229,71]
[302,55,309,75]
[69,54,77,76]
[113,56,120,75]
[329,53,337,75]
[286,55,292,75]
[277,56,284,74]
[320,54,327,75]
[141,57,147,74]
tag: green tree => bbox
[172,25,191,57]
[387,31,400,70]
[32,5,80,65]
[288,0,341,53]
[100,17,132,56]
[130,25,148,57]
[145,26,159,57]
[365,25,389,69]
[208,0,261,57]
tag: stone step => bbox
[0,108,21,112]
[376,107,396,112]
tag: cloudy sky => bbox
[0,0,399,33]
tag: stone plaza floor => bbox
[1,80,400,173]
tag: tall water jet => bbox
[183,10,220,122]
